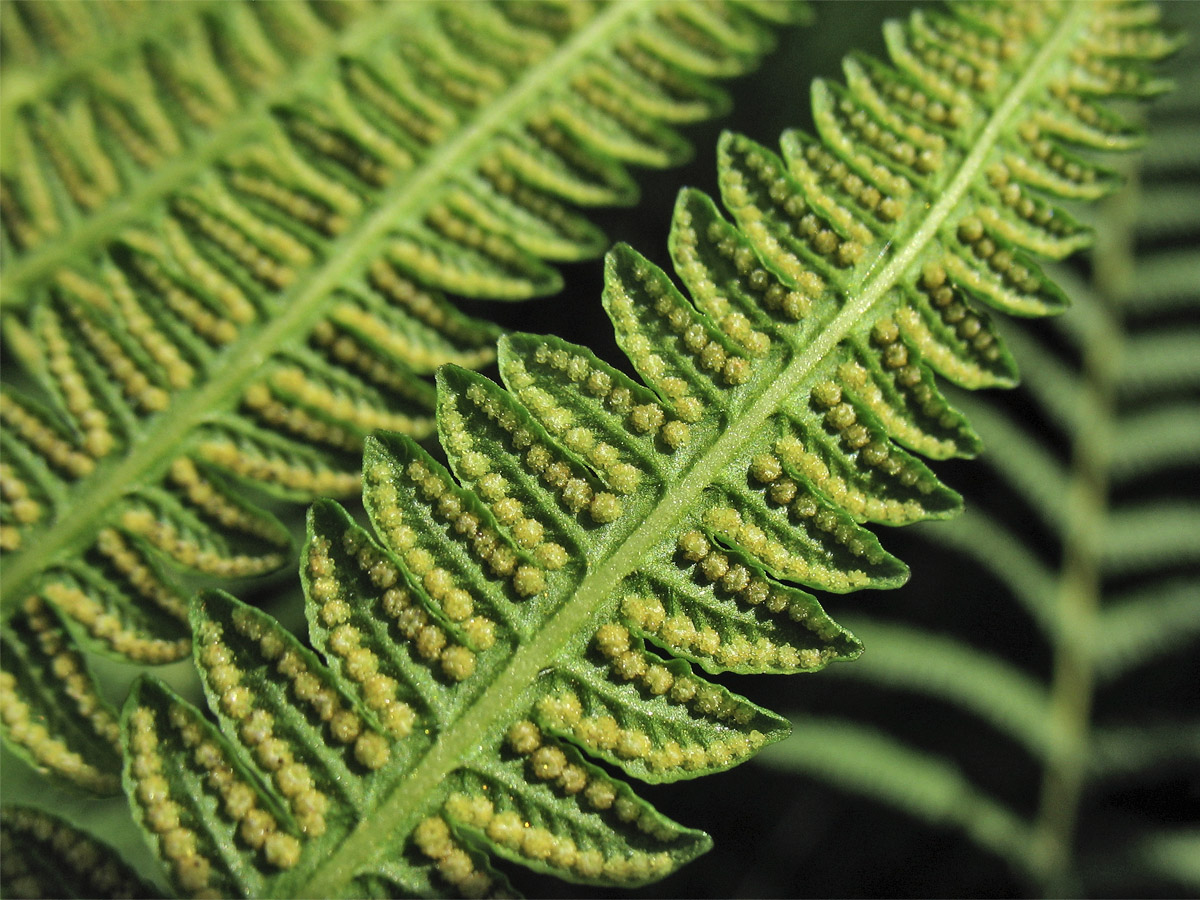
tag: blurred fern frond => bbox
[0,0,800,792]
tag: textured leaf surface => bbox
[121,2,1179,896]
[0,598,125,793]
[756,6,1197,893]
[0,0,799,789]
[0,804,156,899]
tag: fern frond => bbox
[1134,830,1200,891]
[1101,502,1200,573]
[0,0,799,789]
[1090,721,1200,779]
[113,2,1181,895]
[917,507,1059,635]
[825,617,1052,758]
[1094,580,1200,679]
[0,598,124,795]
[1112,404,1200,479]
[757,2,1197,892]
[943,392,1068,529]
[1135,184,1200,237]
[990,319,1088,431]
[1126,248,1200,311]
[1119,330,1200,395]
[756,716,1033,873]
[0,804,156,898]
[1081,827,1200,895]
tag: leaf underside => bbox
[0,0,801,791]
[0,805,157,899]
[756,4,1198,894]
[112,2,1180,898]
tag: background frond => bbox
[822,617,1053,758]
[0,0,802,790]
[0,804,156,899]
[1134,830,1200,892]
[757,3,1199,893]
[758,716,1033,873]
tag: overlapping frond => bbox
[0,805,156,898]
[757,6,1197,893]
[0,0,801,791]
[115,3,1181,896]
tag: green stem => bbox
[299,7,1091,893]
[1029,157,1139,897]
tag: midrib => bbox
[302,6,1088,894]
[0,0,652,615]
[1,2,421,298]
[1030,148,1133,896]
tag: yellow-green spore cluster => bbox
[0,393,95,480]
[0,807,145,899]
[196,438,360,497]
[607,259,758,401]
[412,815,497,898]
[238,608,390,772]
[783,138,889,247]
[773,409,928,528]
[979,159,1087,256]
[367,259,497,368]
[945,213,1064,317]
[119,507,284,579]
[512,346,652,494]
[95,527,190,624]
[265,365,424,443]
[0,463,42,551]
[826,85,943,188]
[535,684,765,776]
[41,578,189,663]
[0,598,121,792]
[503,720,697,849]
[405,454,551,606]
[454,379,635,526]
[240,378,361,455]
[896,260,1008,389]
[359,464,499,673]
[443,779,676,886]
[127,705,224,897]
[305,530,419,732]
[642,529,839,671]
[833,321,971,460]
[195,621,335,839]
[369,439,561,609]
[168,458,289,547]
[673,198,817,325]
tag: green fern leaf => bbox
[755,3,1198,892]
[0,0,800,790]
[1093,580,1200,679]
[1137,831,1200,891]
[1090,720,1200,779]
[0,598,124,794]
[820,616,1054,757]
[116,2,1179,895]
[0,804,156,899]
[760,716,1033,870]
